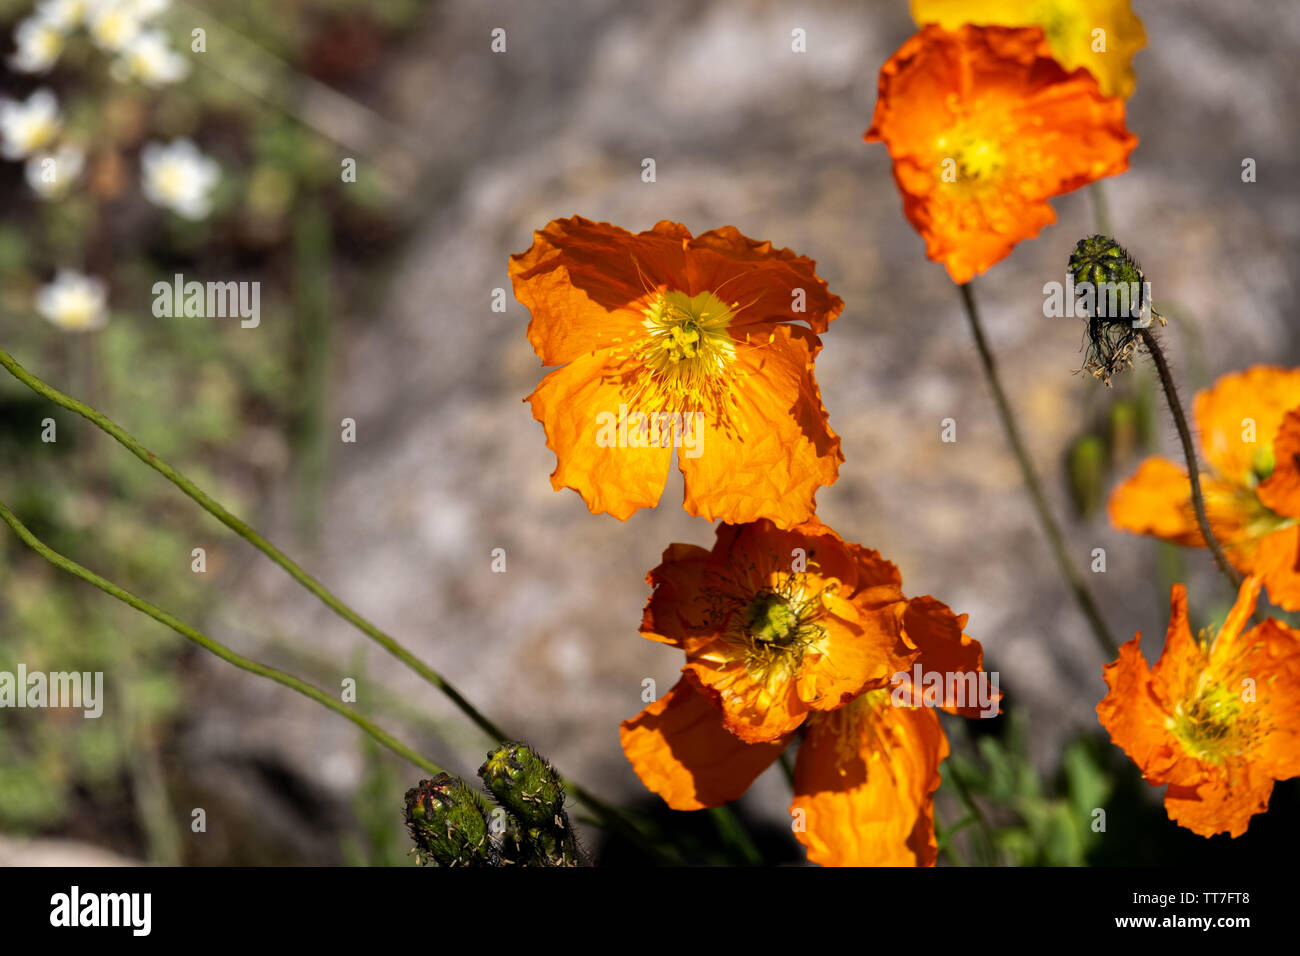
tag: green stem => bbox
[0,346,667,861]
[957,282,1118,658]
[1138,328,1242,588]
[0,497,444,777]
[0,345,503,742]
[1089,182,1113,239]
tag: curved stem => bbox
[0,346,667,860]
[957,282,1118,658]
[0,497,444,777]
[0,345,503,740]
[1138,328,1243,588]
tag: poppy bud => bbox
[479,742,565,830]
[404,774,494,867]
[479,743,582,866]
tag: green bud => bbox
[404,774,494,867]
[1067,434,1107,519]
[479,742,566,829]
[479,743,583,866]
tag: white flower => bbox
[88,0,142,52]
[140,138,220,220]
[25,144,85,199]
[0,88,62,160]
[34,0,90,31]
[111,28,189,86]
[126,0,170,20]
[35,270,109,332]
[9,16,66,73]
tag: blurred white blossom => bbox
[0,88,62,160]
[111,28,189,86]
[9,15,66,73]
[34,0,90,31]
[35,270,109,331]
[25,144,85,198]
[141,138,220,220]
[87,0,142,52]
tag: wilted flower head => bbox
[1065,235,1160,386]
[141,138,220,220]
[0,88,62,160]
[24,144,85,199]
[9,15,66,73]
[35,270,109,332]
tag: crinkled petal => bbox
[619,678,786,811]
[792,701,948,866]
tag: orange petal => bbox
[679,225,844,334]
[1254,525,1300,613]
[619,678,786,811]
[901,596,997,718]
[1258,407,1300,518]
[1164,764,1275,839]
[1108,457,1202,544]
[639,542,715,647]
[1097,630,1183,785]
[678,323,842,528]
[509,216,688,367]
[526,350,673,520]
[1194,366,1300,487]
[791,699,948,866]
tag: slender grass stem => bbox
[956,282,1118,658]
[0,346,669,861]
[1138,328,1243,588]
[0,345,505,740]
[0,497,445,777]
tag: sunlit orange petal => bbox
[792,696,947,866]
[679,323,842,527]
[1194,366,1300,487]
[525,351,672,520]
[1258,407,1300,518]
[619,678,787,811]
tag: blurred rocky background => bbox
[2,0,1297,865]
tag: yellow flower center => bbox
[1168,680,1250,766]
[937,124,1007,185]
[633,289,737,416]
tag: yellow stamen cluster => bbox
[630,289,738,422]
[723,572,835,700]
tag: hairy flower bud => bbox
[479,742,582,866]
[404,774,494,867]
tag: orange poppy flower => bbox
[619,519,997,865]
[509,216,844,528]
[865,24,1137,284]
[1097,577,1300,837]
[1109,366,1300,610]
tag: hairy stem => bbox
[957,282,1118,658]
[1138,328,1243,588]
[0,498,444,777]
